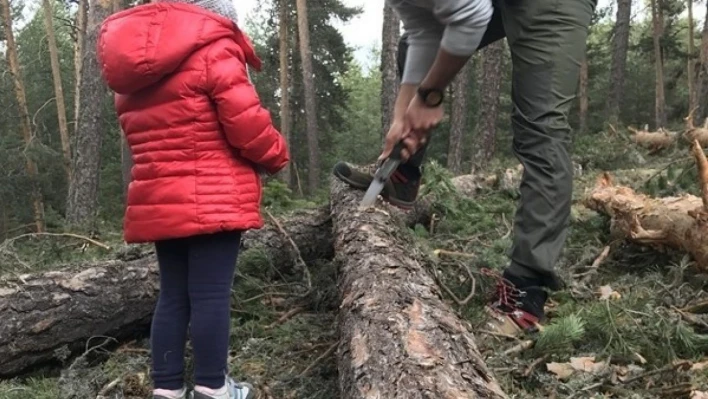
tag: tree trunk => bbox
[381,4,400,137]
[1,0,46,233]
[579,55,589,134]
[330,179,507,399]
[66,0,113,228]
[607,0,632,124]
[688,0,696,116]
[295,0,320,195]
[447,62,471,175]
[584,169,708,272]
[74,0,88,136]
[471,41,504,173]
[651,0,667,129]
[0,256,158,377]
[278,0,292,187]
[43,0,72,181]
[698,1,708,123]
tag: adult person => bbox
[333,0,597,335]
[98,0,289,398]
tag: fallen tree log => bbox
[0,169,517,377]
[330,179,507,398]
[583,171,708,270]
[0,256,158,377]
[628,125,677,153]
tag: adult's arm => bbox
[395,0,494,89]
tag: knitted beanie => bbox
[156,0,239,24]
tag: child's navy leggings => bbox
[151,230,242,390]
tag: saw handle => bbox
[374,140,406,182]
[388,140,406,162]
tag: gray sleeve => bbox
[394,0,494,85]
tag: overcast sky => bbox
[231,0,635,67]
[234,0,382,67]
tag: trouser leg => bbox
[500,0,596,289]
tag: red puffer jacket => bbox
[98,2,289,243]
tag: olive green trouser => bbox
[398,0,596,290]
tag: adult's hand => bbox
[405,93,444,132]
[379,118,430,163]
[379,119,409,162]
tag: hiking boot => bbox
[482,268,548,336]
[190,377,255,399]
[332,161,421,209]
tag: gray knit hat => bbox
[157,0,239,24]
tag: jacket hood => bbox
[98,2,261,94]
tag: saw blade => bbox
[359,179,385,208]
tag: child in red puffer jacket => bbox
[97,1,289,397]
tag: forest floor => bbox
[1,132,707,398]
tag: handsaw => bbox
[359,140,405,208]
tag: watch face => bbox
[426,90,443,106]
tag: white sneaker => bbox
[190,377,255,399]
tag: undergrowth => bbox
[417,153,708,398]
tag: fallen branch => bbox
[265,306,305,330]
[330,179,507,398]
[620,360,692,385]
[579,246,611,284]
[692,139,708,210]
[684,107,708,147]
[502,340,534,356]
[264,209,312,292]
[584,173,708,270]
[297,340,339,378]
[628,125,677,153]
[1,232,111,250]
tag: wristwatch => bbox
[417,87,444,107]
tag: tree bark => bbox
[579,54,589,134]
[43,0,72,181]
[698,1,708,123]
[66,0,113,228]
[278,0,293,187]
[471,41,504,173]
[381,4,400,137]
[1,0,46,233]
[0,256,159,377]
[584,170,708,271]
[73,0,88,136]
[330,179,507,399]
[448,61,471,175]
[651,0,667,129]
[607,0,632,124]
[295,0,320,195]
